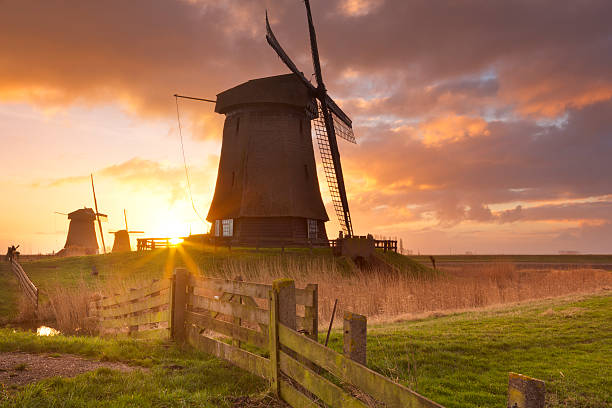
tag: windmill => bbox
[180,1,357,246]
[265,0,356,236]
[110,209,144,253]
[56,208,105,256]
[55,174,108,256]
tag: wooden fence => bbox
[90,269,442,408]
[89,278,173,339]
[136,238,173,251]
[10,259,38,309]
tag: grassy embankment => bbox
[0,245,431,324]
[1,294,610,407]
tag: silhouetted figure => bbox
[6,245,19,262]
[429,255,436,270]
[91,264,99,276]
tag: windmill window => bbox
[214,220,221,237]
[236,118,240,134]
[307,219,318,240]
[222,219,233,237]
[231,171,235,188]
[299,119,303,134]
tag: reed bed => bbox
[199,257,612,326]
[39,256,612,333]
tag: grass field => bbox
[0,330,269,407]
[1,293,610,407]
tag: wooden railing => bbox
[329,238,398,252]
[374,239,398,252]
[136,238,172,251]
[89,279,172,339]
[90,270,442,407]
[10,260,38,309]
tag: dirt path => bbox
[0,352,137,387]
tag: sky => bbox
[1,0,611,254]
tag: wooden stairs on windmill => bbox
[89,269,443,408]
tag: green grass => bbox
[0,330,269,407]
[324,294,612,408]
[0,263,20,324]
[1,294,610,407]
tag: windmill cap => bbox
[215,73,314,114]
[68,208,96,221]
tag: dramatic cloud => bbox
[1,0,611,252]
[44,156,219,205]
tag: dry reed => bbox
[207,258,612,326]
[40,257,612,333]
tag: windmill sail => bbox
[314,104,353,235]
[331,110,356,144]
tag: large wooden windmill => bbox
[265,0,356,237]
[205,1,356,246]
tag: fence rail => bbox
[10,260,38,309]
[90,270,442,408]
[90,278,172,338]
[136,238,173,251]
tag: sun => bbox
[169,237,183,246]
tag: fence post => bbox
[507,372,545,408]
[343,311,367,366]
[304,283,318,341]
[232,276,243,348]
[171,268,188,343]
[269,278,296,397]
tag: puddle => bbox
[36,326,61,336]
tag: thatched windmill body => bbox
[206,1,357,246]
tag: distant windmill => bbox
[55,174,108,256]
[110,209,144,253]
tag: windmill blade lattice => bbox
[313,104,353,234]
[331,110,356,144]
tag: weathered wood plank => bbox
[186,326,270,380]
[188,293,269,325]
[295,288,314,307]
[100,291,169,319]
[185,310,268,350]
[189,276,314,306]
[11,262,38,300]
[280,351,367,408]
[278,323,444,408]
[189,276,271,299]
[303,284,318,341]
[100,279,171,307]
[102,309,170,329]
[279,380,321,408]
[172,268,188,343]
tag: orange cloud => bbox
[418,115,490,146]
